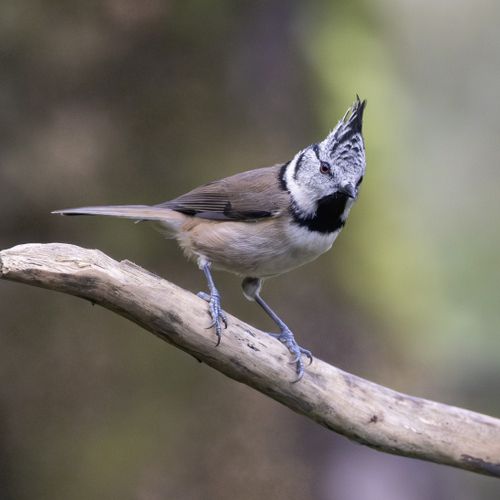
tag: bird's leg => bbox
[197,260,227,345]
[254,295,313,381]
[242,278,313,381]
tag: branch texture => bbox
[1,243,499,477]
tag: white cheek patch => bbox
[284,155,317,217]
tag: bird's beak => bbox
[339,183,357,199]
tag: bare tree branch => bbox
[1,243,499,477]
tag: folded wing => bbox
[158,164,288,221]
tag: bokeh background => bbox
[1,1,499,498]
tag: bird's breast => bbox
[178,216,342,278]
[285,223,339,261]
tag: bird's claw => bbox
[275,328,313,382]
[197,291,227,345]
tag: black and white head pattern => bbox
[281,97,367,233]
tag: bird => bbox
[53,96,367,381]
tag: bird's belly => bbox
[180,219,339,278]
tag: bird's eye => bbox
[319,162,330,175]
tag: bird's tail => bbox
[52,205,176,221]
[52,205,186,237]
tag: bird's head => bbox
[283,97,366,218]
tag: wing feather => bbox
[157,164,288,221]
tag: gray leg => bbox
[197,261,227,345]
[242,277,313,381]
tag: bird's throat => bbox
[291,192,350,234]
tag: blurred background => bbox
[0,1,499,498]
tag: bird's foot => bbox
[197,291,227,345]
[269,328,313,382]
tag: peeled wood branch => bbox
[1,243,499,477]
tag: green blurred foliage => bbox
[0,1,499,499]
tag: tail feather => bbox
[52,205,176,222]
